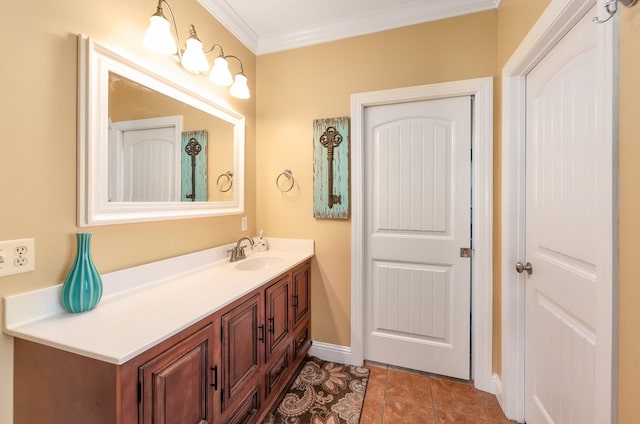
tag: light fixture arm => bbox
[224,55,245,74]
[204,43,226,57]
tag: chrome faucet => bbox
[228,237,255,262]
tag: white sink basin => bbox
[234,256,285,271]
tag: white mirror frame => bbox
[77,34,245,226]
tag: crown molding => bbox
[197,0,259,53]
[199,0,500,55]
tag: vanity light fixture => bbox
[143,0,250,99]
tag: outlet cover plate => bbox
[0,238,35,277]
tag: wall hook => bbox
[594,0,638,24]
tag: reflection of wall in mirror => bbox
[108,72,235,202]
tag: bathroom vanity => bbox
[3,239,313,424]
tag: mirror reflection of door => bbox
[109,116,182,202]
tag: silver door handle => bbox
[515,261,533,275]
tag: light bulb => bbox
[209,56,233,86]
[181,37,209,73]
[230,73,250,99]
[143,14,177,55]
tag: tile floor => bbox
[361,362,518,424]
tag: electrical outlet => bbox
[241,216,248,231]
[0,238,35,277]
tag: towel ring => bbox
[276,169,295,192]
[216,171,233,192]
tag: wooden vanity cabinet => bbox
[13,318,218,424]
[219,292,263,423]
[138,323,217,424]
[258,260,312,421]
[13,259,312,424]
[264,274,290,362]
[291,261,311,330]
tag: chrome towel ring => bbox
[216,171,233,192]
[276,169,294,192]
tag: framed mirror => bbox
[77,35,245,226]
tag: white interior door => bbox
[364,96,472,379]
[523,8,613,423]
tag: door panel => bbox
[139,324,214,424]
[265,276,290,361]
[372,262,449,341]
[525,9,604,423]
[364,96,471,379]
[221,294,261,413]
[291,262,311,329]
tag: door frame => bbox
[500,0,617,421]
[350,77,494,393]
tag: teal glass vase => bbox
[61,233,103,313]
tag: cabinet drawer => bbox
[224,384,260,424]
[265,347,290,398]
[292,321,311,361]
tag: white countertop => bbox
[2,238,314,365]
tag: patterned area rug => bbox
[263,356,370,424]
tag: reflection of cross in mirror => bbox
[185,138,202,201]
[319,126,343,208]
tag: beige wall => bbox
[256,11,498,347]
[0,1,256,422]
[618,5,640,423]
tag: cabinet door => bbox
[223,384,260,424]
[139,324,214,424]
[221,293,262,413]
[265,275,290,361]
[291,261,311,329]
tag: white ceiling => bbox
[198,0,501,55]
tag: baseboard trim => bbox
[308,341,353,365]
[493,374,506,414]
